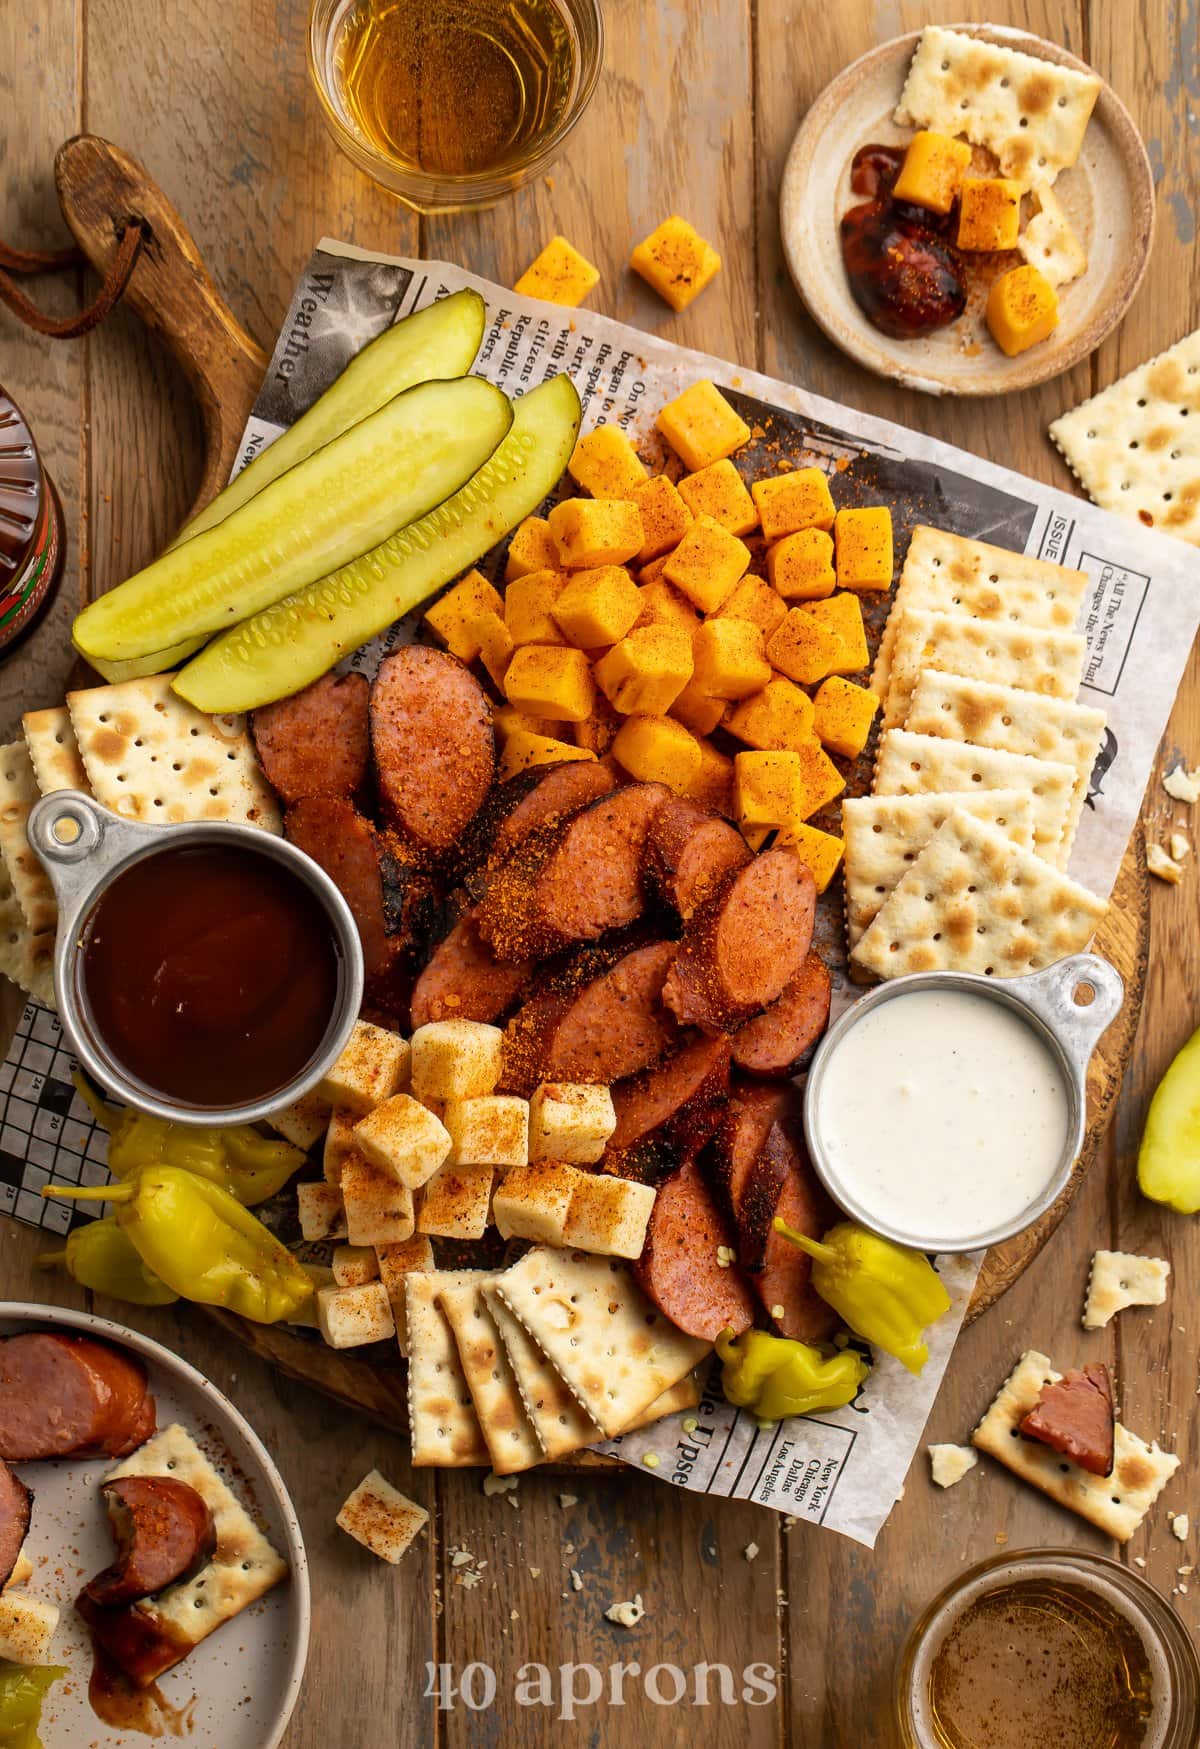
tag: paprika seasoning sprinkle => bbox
[0,387,65,655]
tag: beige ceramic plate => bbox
[779,25,1154,396]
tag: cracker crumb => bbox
[1134,1555,1147,1568]
[994,1531,1009,1545]
[1171,832,1191,861]
[570,1568,583,1592]
[558,1494,578,1509]
[1172,1513,1190,1541]
[450,1548,474,1568]
[529,1567,541,1579]
[1164,762,1200,805]
[743,1542,759,1561]
[604,1593,645,1628]
[483,1473,519,1497]
[1148,842,1183,883]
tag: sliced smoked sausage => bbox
[0,1333,155,1462]
[501,941,678,1093]
[251,671,369,804]
[84,1477,217,1608]
[647,797,750,921]
[410,910,532,1028]
[751,1122,838,1343]
[608,1034,731,1156]
[461,760,616,869]
[731,953,832,1078]
[371,647,495,853]
[634,1158,755,1341]
[286,795,397,979]
[702,1081,793,1236]
[0,1459,31,1590]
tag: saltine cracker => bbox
[22,707,91,795]
[405,1271,492,1467]
[483,1286,600,1461]
[873,729,1077,867]
[439,1277,546,1474]
[881,608,1086,730]
[1083,1251,1170,1330]
[0,741,57,936]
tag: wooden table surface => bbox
[3,0,1199,1743]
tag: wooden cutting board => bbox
[54,134,1150,1443]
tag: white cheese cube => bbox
[928,1444,978,1489]
[324,1108,361,1186]
[444,1096,529,1168]
[297,1180,347,1242]
[416,1162,495,1241]
[0,1591,60,1664]
[528,1082,617,1164]
[492,1161,584,1246]
[375,1236,436,1353]
[341,1155,416,1247]
[332,1244,380,1288]
[563,1174,656,1259]
[319,1020,410,1114]
[317,1280,396,1349]
[286,1263,336,1328]
[410,1020,503,1101]
[337,1469,429,1564]
[354,1095,451,1190]
[267,1089,330,1152]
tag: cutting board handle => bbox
[54,134,268,519]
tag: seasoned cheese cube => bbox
[267,1089,330,1153]
[725,677,815,752]
[505,515,559,581]
[662,515,750,612]
[812,675,880,759]
[444,1095,530,1168]
[790,741,846,821]
[424,569,505,662]
[594,625,693,715]
[492,1160,584,1244]
[957,176,1022,251]
[656,380,751,472]
[684,738,734,813]
[375,1235,435,1351]
[677,459,757,536]
[298,1180,347,1241]
[568,425,648,499]
[324,1109,360,1185]
[503,644,595,722]
[285,1263,336,1328]
[768,527,836,601]
[612,714,702,792]
[337,1469,429,1564]
[775,821,845,894]
[0,1591,60,1665]
[499,730,595,780]
[563,1174,657,1259]
[766,608,844,686]
[548,497,643,569]
[528,1082,617,1164]
[341,1154,417,1246]
[712,572,787,638]
[514,235,600,307]
[632,475,693,562]
[354,1094,452,1190]
[571,703,620,757]
[670,678,726,737]
[494,702,555,741]
[319,1020,410,1115]
[987,263,1059,356]
[317,1280,396,1349]
[5,1551,33,1590]
[630,215,722,311]
[751,467,836,540]
[411,1019,504,1100]
[471,610,515,690]
[637,552,672,589]
[834,507,893,592]
[806,592,869,673]
[552,565,643,647]
[691,617,771,700]
[891,130,972,214]
[416,1162,495,1240]
[735,750,806,831]
[503,568,568,646]
[742,824,772,852]
[635,576,701,636]
[332,1244,381,1288]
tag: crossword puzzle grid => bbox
[0,1001,110,1234]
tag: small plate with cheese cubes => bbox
[779,23,1154,395]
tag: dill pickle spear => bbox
[73,375,513,663]
[174,373,581,714]
[1137,1021,1200,1213]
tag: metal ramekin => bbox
[803,953,1125,1253]
[26,789,363,1126]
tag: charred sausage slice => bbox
[371,647,495,853]
[286,795,398,979]
[84,1477,217,1608]
[731,953,832,1078]
[0,1459,31,1590]
[501,941,678,1093]
[0,1334,154,1462]
[634,1158,755,1341]
[410,910,532,1028]
[663,849,817,1032]
[702,1081,793,1235]
[751,1122,838,1343]
[461,760,616,869]
[609,1034,731,1155]
[251,671,369,804]
[647,797,751,921]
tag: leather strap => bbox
[0,221,147,338]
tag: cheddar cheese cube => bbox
[631,474,693,562]
[751,467,835,540]
[986,264,1059,356]
[504,568,568,646]
[514,235,600,307]
[551,565,643,648]
[595,625,694,715]
[332,1244,380,1288]
[713,572,788,638]
[630,215,722,312]
[765,608,844,686]
[636,576,701,637]
[563,1173,657,1260]
[319,1020,410,1114]
[504,644,595,722]
[317,1280,396,1349]
[892,131,972,214]
[505,516,559,581]
[494,703,556,741]
[529,1081,617,1164]
[571,703,620,757]
[677,459,758,535]
[568,424,648,499]
[768,527,836,601]
[656,380,751,472]
[691,617,772,700]
[354,1094,452,1191]
[341,1154,417,1247]
[725,676,815,752]
[637,553,672,589]
[957,177,1022,252]
[684,737,734,813]
[806,591,869,673]
[812,675,880,759]
[735,750,806,831]
[775,821,845,893]
[834,507,893,592]
[298,1180,347,1242]
[443,1095,530,1169]
[548,497,643,569]
[670,678,726,737]
[663,514,751,612]
[612,714,702,792]
[471,610,515,690]
[424,570,504,661]
[492,1161,583,1246]
[411,1019,504,1100]
[791,741,846,821]
[499,730,595,780]
[416,1162,494,1241]
[742,824,772,852]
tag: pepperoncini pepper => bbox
[715,1327,869,1422]
[775,1219,951,1375]
[42,1166,314,1324]
[0,1661,66,1749]
[38,1216,179,1306]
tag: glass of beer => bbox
[896,1550,1200,1749]
[308,0,604,213]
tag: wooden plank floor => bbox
[2,1,1199,1743]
